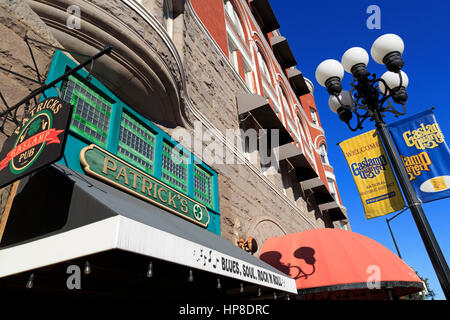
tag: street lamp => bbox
[315,33,450,299]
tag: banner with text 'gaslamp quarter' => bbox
[389,109,450,203]
[339,129,405,219]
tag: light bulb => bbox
[257,288,262,297]
[26,273,34,289]
[273,292,277,300]
[315,59,344,87]
[146,262,153,278]
[379,70,409,94]
[217,278,221,290]
[84,261,91,275]
[240,283,244,293]
[328,90,353,114]
[341,47,369,73]
[188,269,194,282]
[371,34,405,64]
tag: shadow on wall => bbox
[259,246,316,280]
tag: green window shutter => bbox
[161,141,188,192]
[62,75,111,147]
[117,112,156,173]
[194,164,213,207]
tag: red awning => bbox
[259,228,424,299]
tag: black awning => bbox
[250,0,280,33]
[271,35,297,69]
[318,201,348,222]
[287,68,310,96]
[301,177,335,204]
[276,143,318,182]
[0,164,297,297]
[237,93,293,145]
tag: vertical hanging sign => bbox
[389,109,450,202]
[339,129,405,219]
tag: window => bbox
[118,112,156,173]
[287,116,300,142]
[163,0,173,37]
[244,61,253,91]
[50,51,220,217]
[194,164,214,207]
[296,114,306,140]
[327,178,337,201]
[228,38,239,72]
[257,51,271,82]
[62,75,112,148]
[340,221,348,230]
[319,144,329,164]
[224,0,245,41]
[161,140,188,192]
[280,89,289,111]
[310,108,318,125]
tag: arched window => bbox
[296,113,306,140]
[319,144,329,164]
[310,107,318,125]
[280,88,289,111]
[227,37,239,72]
[257,50,271,83]
[224,0,246,41]
[327,178,338,202]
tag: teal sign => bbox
[80,144,210,227]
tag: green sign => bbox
[80,144,209,227]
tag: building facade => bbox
[0,0,351,298]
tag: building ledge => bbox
[249,0,280,33]
[271,35,297,69]
[319,202,347,222]
[301,177,335,204]
[237,93,293,145]
[276,143,318,182]
[287,67,310,96]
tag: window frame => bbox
[319,144,329,164]
[45,50,220,215]
[310,107,318,125]
[224,0,246,41]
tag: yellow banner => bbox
[339,129,405,219]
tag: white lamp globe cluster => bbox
[315,33,409,112]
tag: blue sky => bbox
[270,0,450,299]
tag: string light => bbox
[146,262,153,278]
[84,261,91,275]
[217,278,221,290]
[26,273,34,289]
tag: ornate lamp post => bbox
[315,33,450,299]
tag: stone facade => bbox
[154,0,335,253]
[0,0,347,255]
[0,0,59,220]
